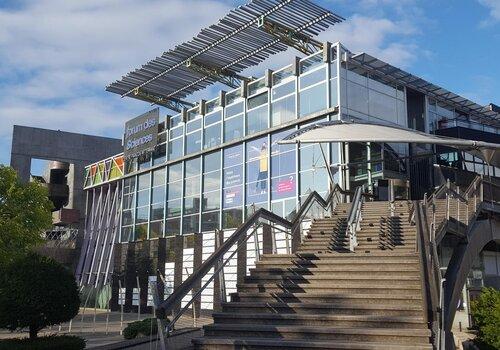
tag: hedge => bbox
[0,335,85,350]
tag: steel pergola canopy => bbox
[106,0,344,107]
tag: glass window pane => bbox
[168,163,182,182]
[183,214,199,234]
[152,186,165,204]
[205,110,222,125]
[151,203,164,221]
[201,212,219,232]
[149,221,163,239]
[246,181,268,204]
[226,101,244,118]
[138,173,150,190]
[120,226,133,242]
[123,193,135,210]
[271,151,295,177]
[168,138,183,160]
[222,208,242,229]
[247,93,268,110]
[223,185,243,208]
[204,151,221,173]
[272,81,295,100]
[300,53,323,74]
[246,105,268,135]
[135,224,148,241]
[152,168,165,187]
[136,206,149,223]
[203,171,220,192]
[300,144,326,170]
[186,118,202,133]
[224,165,243,187]
[271,174,296,200]
[247,137,268,161]
[299,82,327,117]
[184,196,200,214]
[203,190,220,212]
[153,144,166,165]
[300,168,328,195]
[185,158,200,177]
[224,144,243,167]
[122,209,134,226]
[170,125,183,139]
[186,131,201,154]
[165,217,180,236]
[300,68,326,89]
[330,77,338,107]
[123,177,136,194]
[203,123,221,149]
[166,199,182,217]
[224,114,244,142]
[136,189,149,207]
[271,95,296,127]
[167,181,182,201]
[184,176,200,197]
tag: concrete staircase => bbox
[193,200,432,349]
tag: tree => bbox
[0,253,80,339]
[0,166,53,264]
[471,287,500,349]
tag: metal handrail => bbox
[345,186,364,251]
[416,175,493,350]
[157,184,355,335]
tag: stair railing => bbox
[415,175,497,350]
[345,185,364,252]
[156,184,356,338]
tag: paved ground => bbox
[0,308,213,349]
[452,309,477,349]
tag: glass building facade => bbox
[115,49,339,242]
[83,43,500,243]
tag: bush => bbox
[0,335,85,350]
[0,253,80,339]
[123,318,158,339]
[470,287,500,349]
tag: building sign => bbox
[124,108,159,160]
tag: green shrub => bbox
[470,287,500,349]
[0,253,80,339]
[123,318,157,339]
[0,335,85,350]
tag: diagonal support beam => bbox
[186,59,251,89]
[132,88,194,112]
[257,16,323,55]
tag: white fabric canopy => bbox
[279,120,500,167]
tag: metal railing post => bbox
[136,276,141,321]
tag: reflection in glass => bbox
[300,82,327,117]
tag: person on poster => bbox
[255,142,268,193]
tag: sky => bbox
[0,0,499,170]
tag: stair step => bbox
[232,292,422,305]
[237,283,422,295]
[212,312,427,328]
[251,265,420,273]
[193,337,433,349]
[202,324,431,344]
[243,275,421,286]
[222,302,423,316]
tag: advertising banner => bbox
[124,108,159,160]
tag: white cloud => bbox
[0,0,231,165]
[0,0,425,166]
[478,0,500,26]
[318,15,419,67]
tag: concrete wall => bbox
[10,125,122,268]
